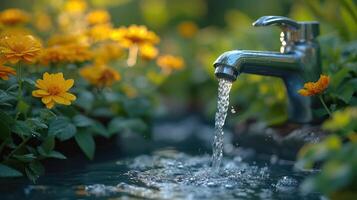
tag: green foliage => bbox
[75,130,95,160]
[296,108,357,197]
[0,164,22,177]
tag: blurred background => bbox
[0,0,355,126]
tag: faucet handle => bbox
[252,16,300,30]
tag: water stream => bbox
[212,79,233,170]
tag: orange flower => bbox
[111,25,160,48]
[86,10,110,25]
[40,44,92,65]
[298,75,330,96]
[177,21,198,38]
[87,23,113,42]
[64,0,87,13]
[80,64,120,87]
[157,55,185,74]
[140,44,158,60]
[32,72,76,109]
[47,34,88,47]
[94,42,123,64]
[0,9,30,26]
[0,34,42,64]
[0,63,16,80]
[33,12,52,32]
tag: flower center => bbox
[48,85,62,95]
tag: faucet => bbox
[213,16,321,123]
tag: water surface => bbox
[0,120,322,200]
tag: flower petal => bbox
[32,89,49,97]
[46,100,55,109]
[35,79,48,90]
[64,79,74,90]
[53,95,71,105]
[61,92,76,101]
[41,96,52,104]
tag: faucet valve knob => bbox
[252,16,300,30]
[252,16,319,53]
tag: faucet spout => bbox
[213,50,302,81]
[213,50,316,123]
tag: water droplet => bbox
[231,106,236,114]
[275,176,298,193]
[225,184,234,189]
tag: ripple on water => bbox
[81,152,319,200]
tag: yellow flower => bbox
[0,27,33,37]
[0,9,30,26]
[40,44,92,65]
[177,21,198,38]
[32,72,76,109]
[0,34,42,64]
[64,0,87,13]
[140,44,158,60]
[322,108,357,131]
[94,42,123,64]
[87,23,113,42]
[298,75,330,96]
[33,12,52,32]
[0,63,16,80]
[47,34,88,47]
[111,25,160,48]
[80,64,120,87]
[86,10,110,25]
[157,55,185,74]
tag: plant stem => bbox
[5,137,30,161]
[17,62,23,101]
[319,95,332,117]
[127,45,139,67]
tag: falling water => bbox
[212,78,233,170]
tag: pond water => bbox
[0,119,322,200]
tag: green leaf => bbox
[75,130,95,160]
[75,91,94,111]
[12,120,32,136]
[0,110,15,125]
[91,121,110,138]
[13,154,37,162]
[29,161,45,176]
[73,114,93,127]
[25,161,44,183]
[37,147,66,159]
[23,78,36,88]
[41,136,55,152]
[0,164,23,177]
[46,151,67,159]
[0,90,16,103]
[331,67,350,90]
[27,118,48,130]
[39,109,57,121]
[336,84,354,103]
[0,110,14,140]
[49,117,77,141]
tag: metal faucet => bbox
[213,16,321,123]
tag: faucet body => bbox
[214,16,321,123]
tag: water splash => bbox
[212,79,233,170]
